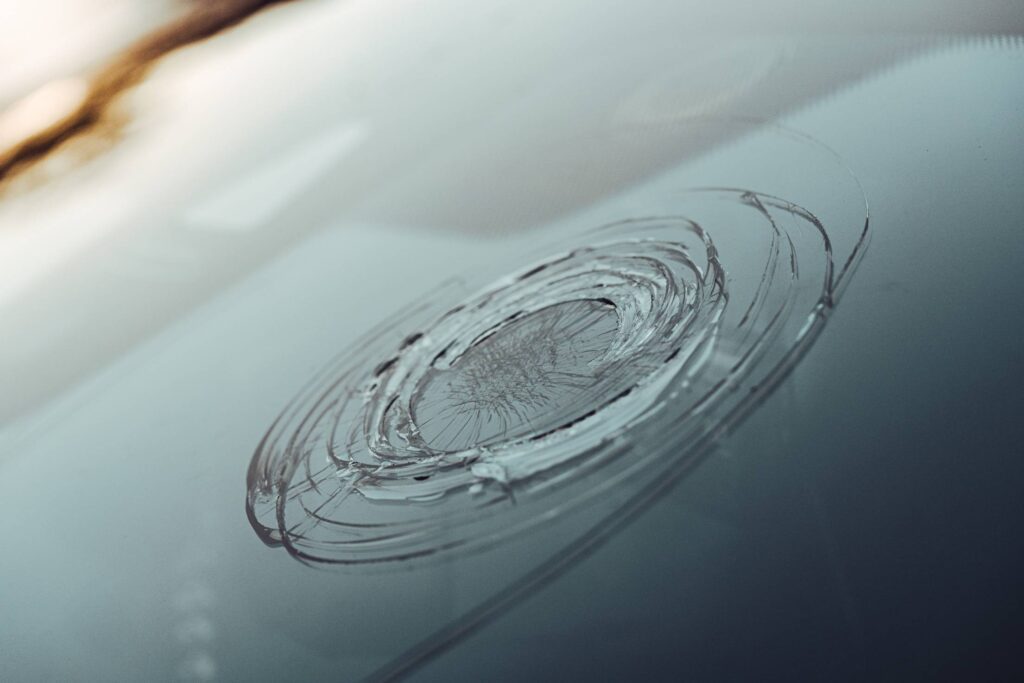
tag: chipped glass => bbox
[245,120,870,568]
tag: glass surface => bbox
[1,2,1022,681]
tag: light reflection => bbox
[0,78,89,153]
[0,0,174,105]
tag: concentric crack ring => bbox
[246,181,868,567]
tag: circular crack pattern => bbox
[246,185,867,566]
